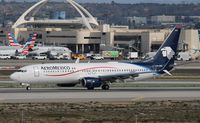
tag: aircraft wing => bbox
[98,71,152,82]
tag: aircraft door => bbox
[33,66,40,77]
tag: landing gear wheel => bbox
[102,84,110,90]
[26,86,31,91]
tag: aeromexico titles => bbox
[10,26,181,90]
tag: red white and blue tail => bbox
[8,32,22,47]
[21,33,37,55]
[26,32,37,50]
[21,42,32,55]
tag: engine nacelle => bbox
[81,77,102,89]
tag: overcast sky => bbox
[4,0,200,4]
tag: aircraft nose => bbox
[10,73,19,81]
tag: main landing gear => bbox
[20,83,31,91]
[101,84,110,90]
[86,83,110,90]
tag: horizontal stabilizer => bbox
[163,70,172,76]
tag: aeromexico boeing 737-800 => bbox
[10,27,181,90]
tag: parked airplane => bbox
[7,32,71,56]
[0,32,37,56]
[8,32,37,50]
[7,32,69,56]
[0,42,32,56]
[0,32,37,50]
[29,46,71,55]
[10,26,181,90]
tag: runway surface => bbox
[0,87,200,103]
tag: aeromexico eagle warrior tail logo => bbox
[161,47,175,60]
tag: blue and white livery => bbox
[10,27,181,90]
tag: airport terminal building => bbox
[6,0,200,55]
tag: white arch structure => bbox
[12,0,99,31]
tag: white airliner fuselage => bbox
[11,62,157,84]
[10,26,181,90]
[30,46,71,55]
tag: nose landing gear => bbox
[20,83,31,91]
[26,86,31,91]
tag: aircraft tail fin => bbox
[8,32,37,50]
[147,26,181,73]
[26,32,37,50]
[8,32,21,47]
[21,42,32,55]
[21,32,37,55]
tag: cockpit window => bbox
[16,70,27,72]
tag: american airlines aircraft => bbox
[8,32,70,55]
[0,32,37,56]
[10,27,181,90]
[0,32,36,50]
[8,32,37,49]
[30,46,71,55]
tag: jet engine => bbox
[81,77,102,90]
